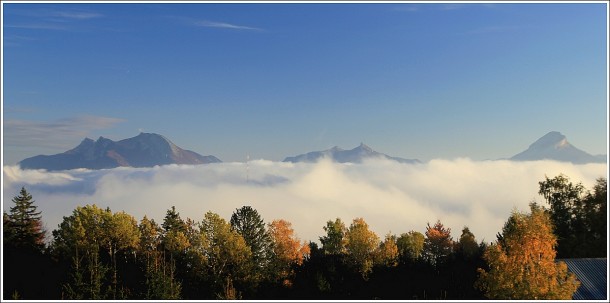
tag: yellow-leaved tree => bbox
[344,218,380,278]
[476,203,580,300]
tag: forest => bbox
[2,174,607,300]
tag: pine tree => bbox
[230,206,273,272]
[5,187,46,251]
[457,227,479,259]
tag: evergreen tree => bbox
[457,227,479,259]
[5,187,46,250]
[230,206,273,273]
[162,206,187,233]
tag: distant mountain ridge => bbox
[19,133,221,170]
[16,131,606,170]
[283,143,421,164]
[510,131,605,164]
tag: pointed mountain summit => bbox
[283,143,420,164]
[510,131,605,164]
[18,132,221,171]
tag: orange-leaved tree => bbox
[423,220,453,267]
[476,203,580,299]
[267,219,310,287]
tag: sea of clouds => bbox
[2,158,607,245]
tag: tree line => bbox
[2,174,606,300]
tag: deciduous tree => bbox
[376,233,399,267]
[476,203,579,300]
[423,220,453,266]
[319,218,347,255]
[344,218,379,278]
[268,219,310,286]
[396,231,424,262]
[201,212,252,295]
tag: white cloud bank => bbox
[2,159,607,245]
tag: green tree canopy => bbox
[538,174,607,257]
[201,211,252,295]
[319,218,347,255]
[396,230,425,262]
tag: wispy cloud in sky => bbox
[5,8,103,32]
[194,20,263,31]
[5,23,69,31]
[49,10,103,20]
[462,25,524,35]
[3,115,125,150]
[8,8,104,20]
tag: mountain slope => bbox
[283,143,420,164]
[510,131,605,164]
[19,133,221,170]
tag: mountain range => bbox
[282,143,421,164]
[18,133,221,171]
[16,131,606,171]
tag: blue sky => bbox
[2,2,608,164]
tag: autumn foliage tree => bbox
[268,219,310,287]
[5,174,602,300]
[476,203,580,300]
[375,233,399,267]
[344,218,380,278]
[423,220,453,267]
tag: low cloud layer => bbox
[3,159,606,245]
